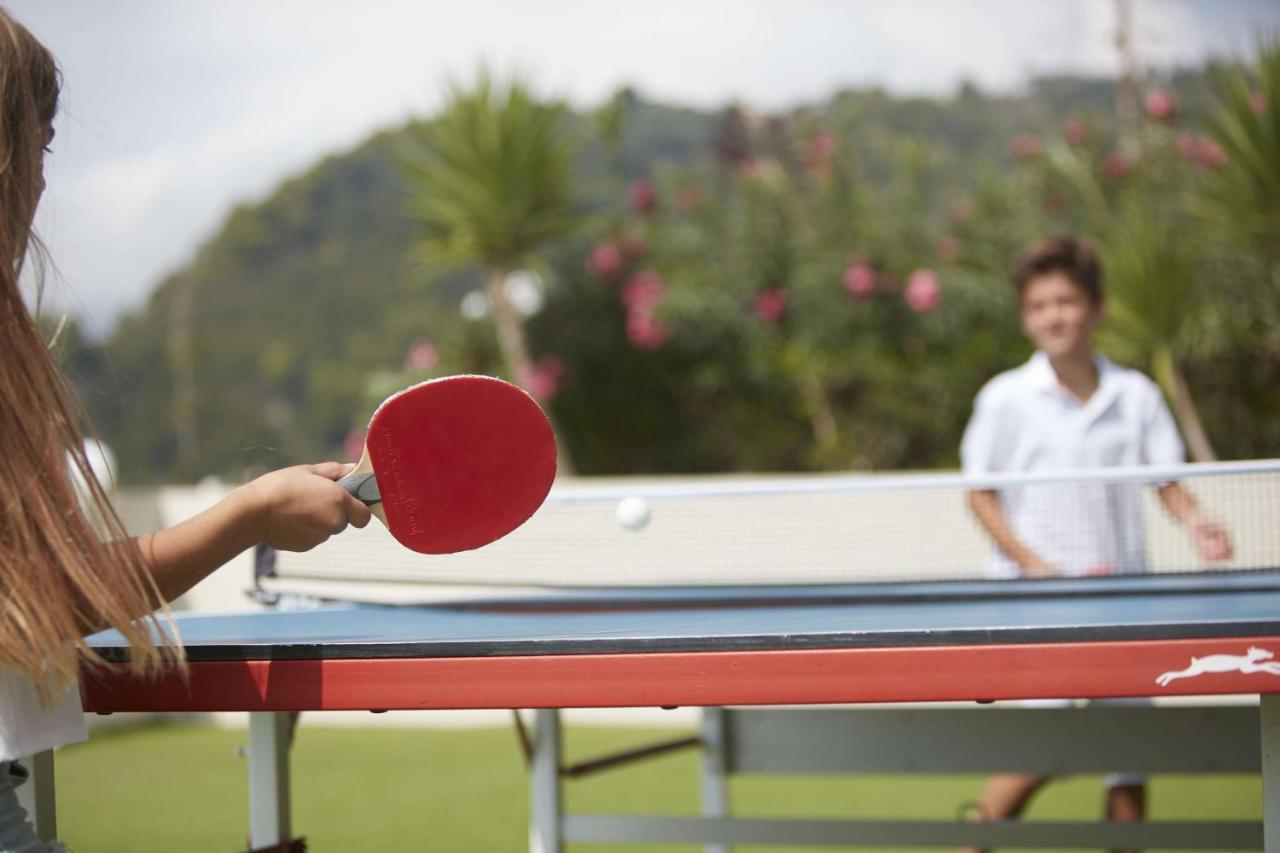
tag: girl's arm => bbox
[135,462,371,604]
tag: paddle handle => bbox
[339,470,381,505]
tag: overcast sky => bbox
[12,0,1279,335]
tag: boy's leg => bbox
[959,773,1050,853]
[1104,778,1146,853]
[960,699,1068,852]
[1106,781,1145,820]
[1098,697,1148,853]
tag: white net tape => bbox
[261,460,1280,598]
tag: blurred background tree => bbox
[69,41,1280,482]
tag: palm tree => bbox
[1196,36,1280,270]
[1097,211,1217,461]
[403,72,578,415]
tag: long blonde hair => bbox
[0,8,177,700]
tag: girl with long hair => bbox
[0,9,371,849]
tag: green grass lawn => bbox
[55,722,1261,852]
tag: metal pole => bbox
[248,711,292,848]
[701,708,730,853]
[1263,694,1280,853]
[15,751,56,842]
[529,709,562,853]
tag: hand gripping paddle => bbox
[338,375,557,554]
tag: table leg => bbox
[701,708,730,853]
[1264,694,1280,853]
[530,709,562,853]
[248,711,292,849]
[15,750,56,842]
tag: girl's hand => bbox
[240,463,372,551]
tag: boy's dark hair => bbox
[1013,236,1103,304]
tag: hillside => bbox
[65,70,1236,482]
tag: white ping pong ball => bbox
[615,496,651,531]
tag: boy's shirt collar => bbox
[1026,349,1112,391]
[1026,350,1123,422]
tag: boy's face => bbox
[1019,271,1103,358]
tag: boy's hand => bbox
[241,463,373,552]
[1190,516,1233,562]
[1019,555,1062,578]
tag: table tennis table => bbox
[59,569,1280,850]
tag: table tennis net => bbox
[256,459,1280,597]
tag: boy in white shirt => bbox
[959,236,1231,851]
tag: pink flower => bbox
[1195,136,1228,170]
[626,310,668,350]
[1144,88,1176,121]
[842,263,876,297]
[628,179,658,215]
[521,355,566,401]
[1250,89,1268,116]
[404,339,438,372]
[904,269,940,313]
[1064,118,1089,146]
[1011,134,1042,159]
[588,242,623,278]
[343,428,367,464]
[809,131,836,160]
[806,131,837,173]
[936,235,960,263]
[1104,152,1133,180]
[754,289,787,324]
[622,270,665,312]
[676,185,704,213]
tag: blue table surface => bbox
[87,570,1280,661]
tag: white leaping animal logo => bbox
[1155,647,1280,686]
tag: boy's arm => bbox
[1156,482,1233,561]
[966,489,1060,578]
[136,463,371,604]
[1138,380,1229,560]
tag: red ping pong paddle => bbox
[338,375,557,554]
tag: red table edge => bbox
[81,634,1280,713]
